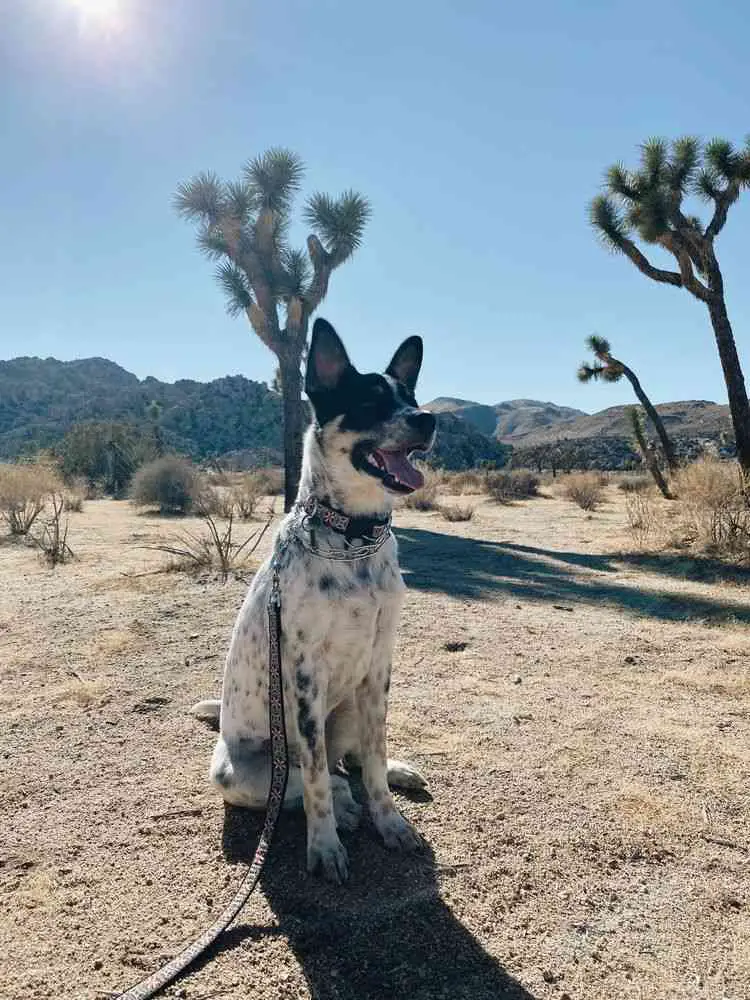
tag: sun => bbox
[69,0,125,33]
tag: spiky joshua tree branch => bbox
[589,136,750,475]
[578,334,677,472]
[175,149,371,509]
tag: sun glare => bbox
[69,0,125,35]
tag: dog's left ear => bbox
[386,336,423,392]
[306,318,354,394]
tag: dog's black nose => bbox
[406,411,436,438]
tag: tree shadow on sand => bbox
[395,528,750,624]
[202,793,536,1000]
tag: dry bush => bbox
[149,510,273,582]
[439,502,475,522]
[231,472,266,520]
[195,484,234,519]
[439,469,488,495]
[486,469,539,503]
[401,465,440,511]
[618,474,652,493]
[561,472,604,511]
[0,462,61,535]
[63,477,88,512]
[29,493,73,565]
[254,467,284,496]
[673,458,750,557]
[131,456,200,514]
[625,491,657,548]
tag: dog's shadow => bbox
[217,785,536,1000]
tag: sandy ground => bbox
[1,488,749,1000]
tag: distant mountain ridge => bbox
[0,355,282,461]
[427,394,735,469]
[0,356,507,470]
[426,397,586,441]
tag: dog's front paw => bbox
[373,808,423,852]
[387,758,427,791]
[331,774,362,832]
[307,833,349,884]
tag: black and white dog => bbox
[192,318,436,883]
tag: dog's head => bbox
[304,317,436,499]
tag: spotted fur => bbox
[191,318,436,883]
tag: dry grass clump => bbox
[618,474,653,493]
[401,465,440,511]
[0,462,61,535]
[672,458,750,557]
[561,471,604,511]
[438,503,475,522]
[486,469,539,503]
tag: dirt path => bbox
[2,489,749,999]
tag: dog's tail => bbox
[190,699,221,728]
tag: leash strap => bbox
[112,564,289,1000]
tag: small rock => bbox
[93,959,103,971]
[512,675,522,685]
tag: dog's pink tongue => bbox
[378,450,424,490]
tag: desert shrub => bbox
[401,465,440,511]
[562,472,604,511]
[439,469,488,495]
[625,491,657,547]
[486,469,539,503]
[57,421,145,496]
[0,462,61,535]
[673,458,750,556]
[618,475,652,493]
[253,467,284,496]
[231,472,266,520]
[29,493,73,565]
[439,503,475,522]
[63,477,88,512]
[150,510,273,582]
[131,455,200,514]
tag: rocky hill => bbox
[426,397,585,441]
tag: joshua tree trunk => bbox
[278,351,307,511]
[628,409,672,499]
[618,362,677,471]
[706,293,750,476]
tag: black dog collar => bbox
[299,495,392,543]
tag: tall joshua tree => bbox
[578,334,677,471]
[627,407,672,499]
[590,136,750,474]
[175,149,370,510]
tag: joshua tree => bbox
[590,136,750,474]
[175,149,370,510]
[578,334,677,471]
[628,407,672,498]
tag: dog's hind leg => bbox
[209,735,304,810]
[190,699,221,729]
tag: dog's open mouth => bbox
[358,447,425,494]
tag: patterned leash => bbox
[112,555,289,1000]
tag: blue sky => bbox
[1,0,748,412]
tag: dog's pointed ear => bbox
[306,318,353,393]
[386,336,423,392]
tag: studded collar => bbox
[298,495,392,543]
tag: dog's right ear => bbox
[305,318,353,394]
